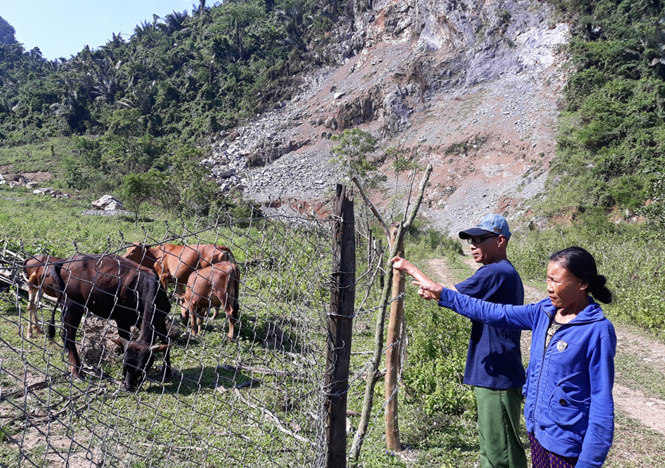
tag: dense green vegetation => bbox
[546,0,665,218]
[511,0,665,329]
[0,0,343,214]
[1,1,335,144]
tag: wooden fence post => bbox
[385,223,405,451]
[325,184,355,468]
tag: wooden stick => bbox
[233,388,312,445]
[349,164,433,461]
[352,176,390,243]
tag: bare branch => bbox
[234,388,312,445]
[404,164,433,230]
[352,176,391,243]
[401,169,417,225]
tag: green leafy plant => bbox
[330,128,385,188]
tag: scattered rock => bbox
[32,187,70,198]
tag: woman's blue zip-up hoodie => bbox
[438,290,616,468]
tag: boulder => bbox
[92,195,123,211]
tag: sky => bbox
[1,0,196,60]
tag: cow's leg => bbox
[226,309,234,342]
[162,342,172,379]
[213,289,234,342]
[198,312,204,336]
[62,303,84,380]
[190,307,200,336]
[217,294,234,342]
[180,299,190,327]
[26,285,43,338]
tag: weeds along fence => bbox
[0,190,397,467]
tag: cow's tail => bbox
[48,303,58,339]
[231,265,240,322]
[21,255,34,282]
[46,263,65,339]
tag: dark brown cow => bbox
[179,261,240,340]
[123,243,234,295]
[25,254,172,391]
[23,254,63,338]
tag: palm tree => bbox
[159,10,189,35]
[192,0,209,16]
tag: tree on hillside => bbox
[119,171,157,225]
[0,16,16,45]
[330,128,385,188]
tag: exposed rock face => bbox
[206,0,568,234]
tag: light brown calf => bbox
[179,261,240,339]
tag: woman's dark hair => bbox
[550,247,612,304]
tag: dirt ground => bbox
[426,253,665,462]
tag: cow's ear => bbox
[111,338,129,350]
[150,344,171,354]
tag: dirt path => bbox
[426,255,665,439]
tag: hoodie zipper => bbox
[532,306,573,423]
[532,332,549,423]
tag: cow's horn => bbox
[150,344,171,353]
[111,337,129,349]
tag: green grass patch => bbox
[509,220,665,330]
[0,137,72,176]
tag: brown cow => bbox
[179,261,240,340]
[123,243,234,296]
[25,254,172,391]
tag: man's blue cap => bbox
[459,214,512,240]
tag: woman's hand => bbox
[391,256,444,301]
[413,281,441,301]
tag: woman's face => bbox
[546,261,589,311]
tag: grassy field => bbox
[0,195,337,466]
[0,185,486,467]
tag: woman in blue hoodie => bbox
[392,247,615,468]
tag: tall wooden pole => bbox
[385,223,404,451]
[349,164,432,461]
[325,184,355,468]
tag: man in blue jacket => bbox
[453,214,527,468]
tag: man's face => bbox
[469,234,503,265]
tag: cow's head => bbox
[122,243,154,268]
[111,338,170,392]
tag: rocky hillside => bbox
[204,0,569,235]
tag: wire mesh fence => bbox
[0,205,401,467]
